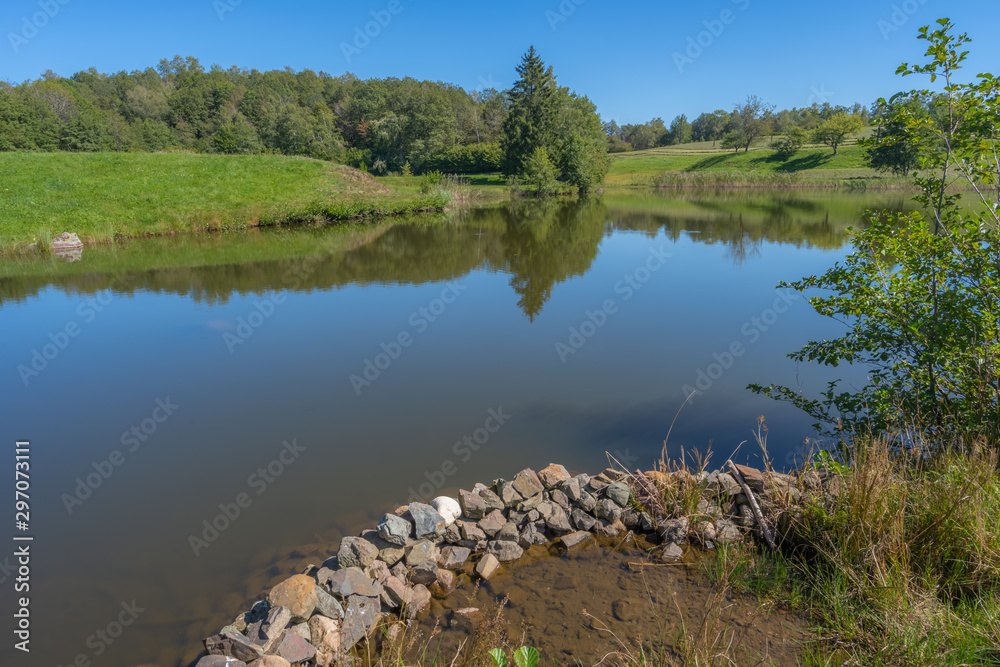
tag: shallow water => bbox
[0,190,915,666]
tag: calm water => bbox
[0,190,915,666]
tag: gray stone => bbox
[245,605,291,653]
[595,498,623,522]
[308,613,340,667]
[443,523,462,544]
[560,531,592,549]
[587,475,610,493]
[314,586,344,620]
[526,509,540,522]
[715,519,742,544]
[475,553,500,580]
[550,488,570,510]
[639,512,655,532]
[658,517,689,544]
[508,510,526,526]
[560,477,582,502]
[431,568,455,598]
[487,540,524,562]
[594,519,626,537]
[479,487,505,513]
[204,632,263,663]
[459,490,486,519]
[288,621,311,641]
[255,657,292,667]
[545,505,573,533]
[736,503,755,528]
[517,493,543,512]
[405,539,437,566]
[499,481,523,507]
[439,545,471,569]
[498,521,519,542]
[538,463,571,488]
[571,508,597,531]
[536,501,554,520]
[660,543,683,561]
[341,595,382,650]
[411,560,439,586]
[621,509,639,529]
[458,520,486,542]
[577,491,597,512]
[196,657,247,667]
[321,567,381,599]
[379,546,405,566]
[383,576,408,606]
[478,509,506,537]
[377,513,413,546]
[605,481,631,507]
[409,502,446,539]
[338,536,379,569]
[273,631,316,665]
[512,468,544,499]
[403,584,432,620]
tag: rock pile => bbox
[195,462,822,666]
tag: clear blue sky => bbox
[2,0,998,124]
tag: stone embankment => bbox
[194,461,828,666]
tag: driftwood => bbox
[726,459,777,550]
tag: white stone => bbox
[431,496,462,525]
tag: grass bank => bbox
[607,142,915,190]
[0,152,452,250]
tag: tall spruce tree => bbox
[501,46,557,177]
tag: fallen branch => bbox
[726,459,777,550]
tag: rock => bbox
[498,521,519,542]
[560,531,591,549]
[405,539,437,566]
[322,567,381,599]
[459,490,487,519]
[571,508,597,531]
[639,512,655,532]
[550,488,570,511]
[255,657,292,667]
[366,559,391,584]
[377,513,413,546]
[411,560,439,586]
[657,517,689,545]
[612,598,641,622]
[594,519,626,537]
[621,509,639,529]
[587,475,610,493]
[695,520,716,543]
[430,568,455,598]
[536,501,555,520]
[577,491,597,512]
[383,576,408,606]
[458,520,486,542]
[338,536,379,569]
[802,470,821,492]
[287,621,311,641]
[245,606,291,653]
[499,481,523,507]
[409,502,447,539]
[379,546,405,566]
[439,545,471,568]
[390,561,408,581]
[605,481,631,507]
[717,472,741,496]
[308,614,340,667]
[196,657,246,667]
[516,493,543,512]
[512,468,544,499]
[403,584,432,620]
[560,477,582,502]
[244,600,271,626]
[595,498,622,522]
[518,524,547,548]
[272,632,315,665]
[545,505,573,533]
[487,540,524,562]
[538,463,571,488]
[431,496,462,525]
[341,595,382,650]
[715,519,742,544]
[660,543,683,561]
[478,487,505,513]
[204,632,264,663]
[478,509,506,537]
[443,523,462,544]
[267,575,317,622]
[314,586,344,620]
[737,503,755,528]
[475,553,501,580]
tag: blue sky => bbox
[2,0,998,124]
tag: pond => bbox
[0,189,916,666]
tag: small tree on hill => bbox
[812,112,863,155]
